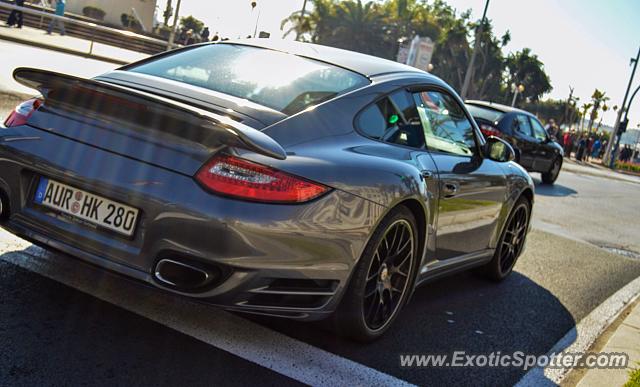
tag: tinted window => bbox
[357,91,425,149]
[465,104,505,124]
[513,115,533,137]
[529,117,548,141]
[129,44,370,115]
[412,90,477,157]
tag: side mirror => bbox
[484,136,516,162]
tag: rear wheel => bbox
[541,157,561,184]
[333,206,418,342]
[480,197,531,281]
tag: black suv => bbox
[466,101,564,184]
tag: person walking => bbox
[563,130,572,157]
[6,0,25,29]
[47,0,66,36]
[591,137,602,160]
[201,27,210,41]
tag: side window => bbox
[356,90,425,149]
[529,117,549,141]
[513,115,533,137]
[412,90,477,157]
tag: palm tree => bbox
[330,0,386,54]
[595,104,609,132]
[587,89,609,133]
[580,103,592,132]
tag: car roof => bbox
[218,39,426,78]
[465,100,531,115]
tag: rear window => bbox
[128,44,370,115]
[465,104,505,124]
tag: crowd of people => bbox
[545,119,637,164]
[545,119,606,162]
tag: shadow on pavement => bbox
[254,271,576,386]
[533,181,577,197]
[0,251,300,387]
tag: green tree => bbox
[505,48,552,102]
[180,15,205,34]
[586,89,609,132]
[281,0,552,103]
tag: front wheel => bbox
[479,197,531,281]
[333,206,418,342]
[541,157,562,184]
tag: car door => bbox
[529,116,554,172]
[411,89,508,260]
[511,114,536,169]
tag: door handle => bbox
[442,182,458,198]
[420,170,434,179]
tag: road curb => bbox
[515,275,640,386]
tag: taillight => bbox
[480,124,502,138]
[4,98,42,127]
[195,154,330,203]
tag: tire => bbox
[332,206,419,342]
[541,157,562,184]
[479,197,531,281]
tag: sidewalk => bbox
[0,24,147,65]
[577,301,640,386]
[563,158,640,185]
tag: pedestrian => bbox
[563,130,571,157]
[6,0,25,29]
[47,0,66,36]
[585,136,594,161]
[545,119,559,140]
[576,134,587,162]
[201,27,210,41]
[591,138,602,160]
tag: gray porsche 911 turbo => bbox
[0,40,534,341]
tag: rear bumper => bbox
[0,127,384,320]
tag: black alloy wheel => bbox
[363,219,414,331]
[333,206,418,342]
[480,198,531,281]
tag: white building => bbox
[65,0,157,31]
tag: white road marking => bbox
[0,234,413,387]
[515,275,640,386]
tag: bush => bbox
[83,6,106,20]
[616,161,640,173]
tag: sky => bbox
[154,0,640,128]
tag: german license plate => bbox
[34,178,139,236]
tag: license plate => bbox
[34,178,139,236]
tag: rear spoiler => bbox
[13,67,287,160]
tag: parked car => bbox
[465,101,564,184]
[0,40,534,341]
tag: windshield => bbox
[128,44,370,115]
[465,104,505,124]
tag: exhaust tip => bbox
[154,258,218,291]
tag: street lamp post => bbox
[511,83,525,107]
[460,0,490,99]
[251,1,261,38]
[604,45,640,167]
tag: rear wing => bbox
[13,67,287,160]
